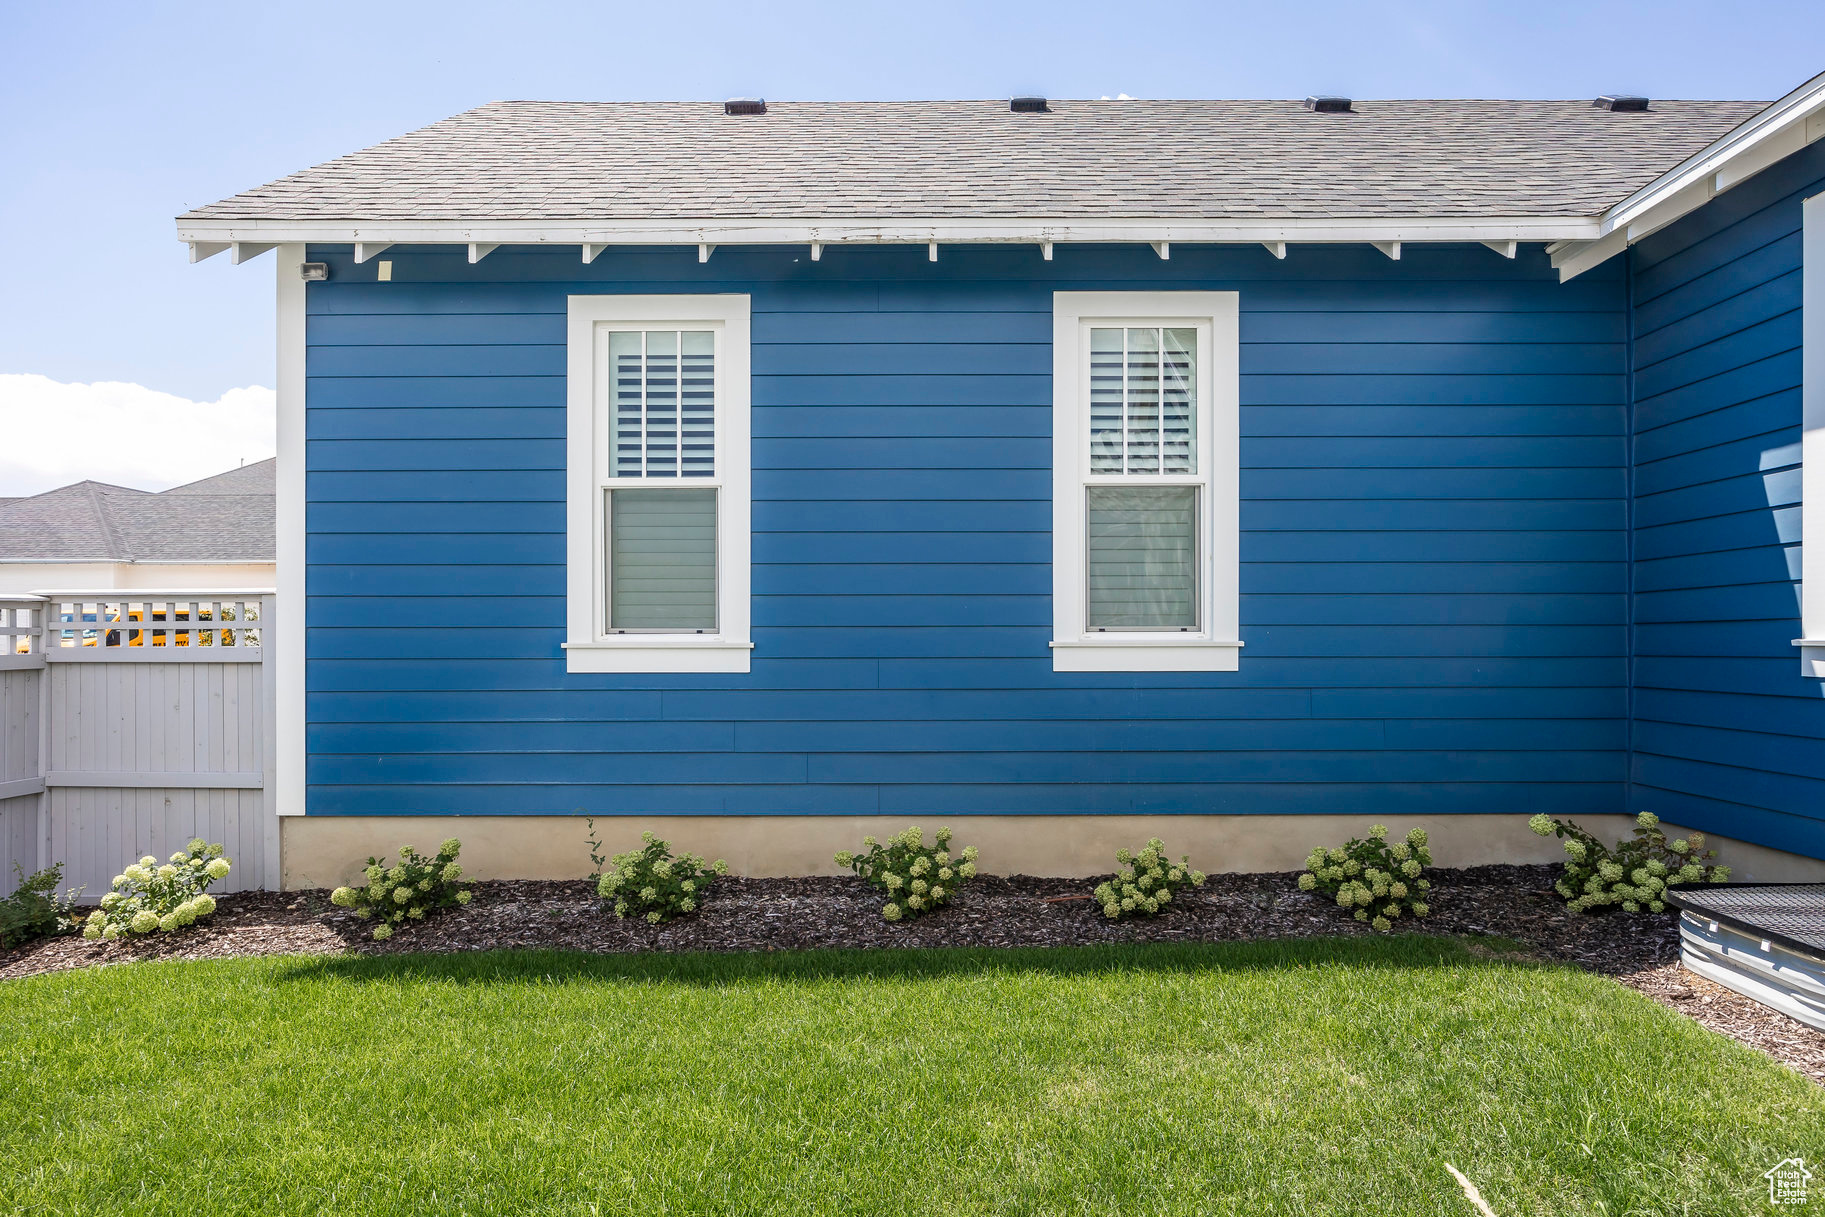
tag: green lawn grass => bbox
[2,937,1819,1216]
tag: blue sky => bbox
[0,0,1819,490]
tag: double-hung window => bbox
[565,295,751,673]
[1051,292,1240,671]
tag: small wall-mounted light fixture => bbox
[299,262,330,282]
[377,260,393,282]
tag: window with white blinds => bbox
[566,295,751,674]
[1052,292,1239,672]
[1089,327,1198,475]
[608,487,717,631]
[608,330,716,478]
[605,329,718,632]
[1085,485,1198,630]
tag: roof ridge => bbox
[83,482,133,562]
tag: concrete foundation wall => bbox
[279,812,1825,890]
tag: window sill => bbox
[563,639,753,674]
[1050,638,1242,673]
[1794,640,1825,677]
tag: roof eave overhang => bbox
[175,214,1602,264]
[1551,69,1825,281]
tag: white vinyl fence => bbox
[0,592,276,899]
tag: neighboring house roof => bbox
[181,99,1764,225]
[0,459,274,564]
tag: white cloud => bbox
[0,374,275,497]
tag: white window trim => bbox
[1051,291,1241,673]
[565,294,752,673]
[1799,194,1824,675]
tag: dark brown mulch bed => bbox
[5,864,1821,1082]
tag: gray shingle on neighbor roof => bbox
[179,98,1768,224]
[0,459,273,564]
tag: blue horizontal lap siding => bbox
[305,242,1628,818]
[1626,139,1825,860]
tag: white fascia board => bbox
[175,214,1598,249]
[1601,70,1825,238]
[1555,71,1825,282]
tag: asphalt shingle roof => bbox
[180,98,1768,224]
[0,460,274,564]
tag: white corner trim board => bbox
[565,293,752,674]
[274,243,307,816]
[1799,194,1824,676]
[1051,291,1241,673]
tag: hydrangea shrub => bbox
[598,832,728,923]
[83,841,230,940]
[1094,839,1206,919]
[836,825,978,921]
[330,839,471,940]
[1530,811,1728,913]
[1297,825,1433,932]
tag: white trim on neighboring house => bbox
[564,294,752,674]
[274,243,307,815]
[1798,194,1825,675]
[1050,291,1241,673]
[1554,70,1825,281]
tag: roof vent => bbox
[723,97,767,116]
[1593,94,1649,112]
[1304,95,1351,113]
[1010,96,1049,113]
